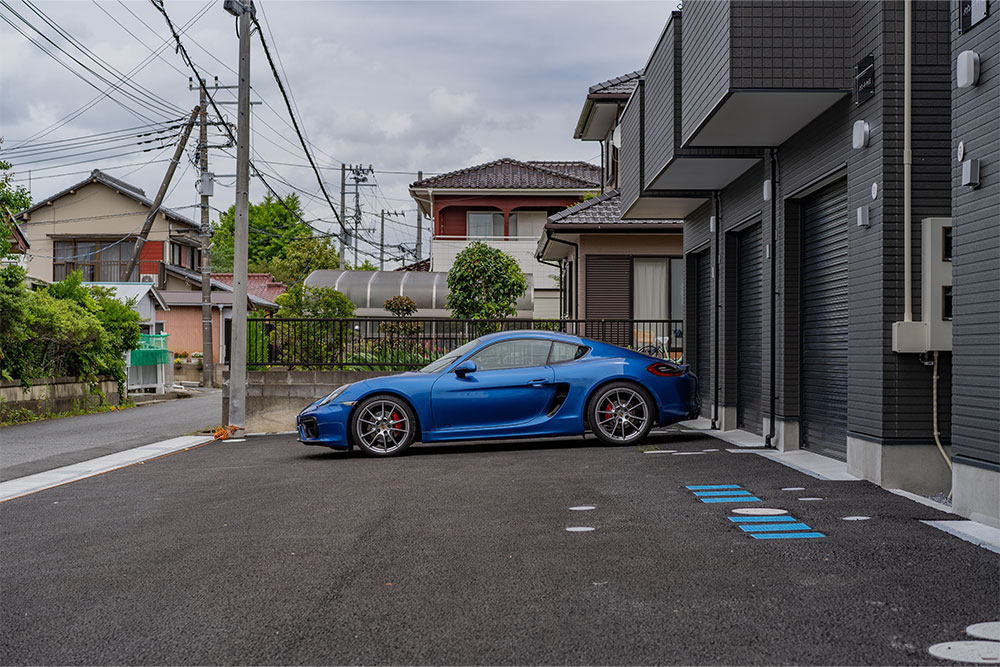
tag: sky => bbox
[1,0,670,268]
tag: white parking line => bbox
[0,435,214,503]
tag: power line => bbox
[250,11,343,230]
[5,0,213,150]
[0,1,180,122]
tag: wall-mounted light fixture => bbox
[852,120,870,149]
[957,50,981,88]
[763,180,773,202]
[857,206,870,228]
[709,215,716,233]
[962,159,981,187]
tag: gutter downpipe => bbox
[904,0,913,323]
[765,149,779,448]
[547,232,580,319]
[711,191,721,431]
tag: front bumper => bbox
[296,403,351,449]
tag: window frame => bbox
[630,254,684,322]
[463,338,554,372]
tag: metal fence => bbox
[246,317,683,370]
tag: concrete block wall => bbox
[223,370,395,435]
[0,376,120,418]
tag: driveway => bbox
[0,431,996,665]
[0,389,221,481]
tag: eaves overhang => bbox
[683,89,850,148]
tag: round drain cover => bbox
[842,516,871,521]
[967,622,1000,641]
[565,526,595,532]
[569,506,596,511]
[928,641,1000,664]
[732,508,788,516]
[782,487,806,491]
[798,497,823,501]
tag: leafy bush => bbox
[0,269,140,398]
[384,296,417,317]
[446,241,527,324]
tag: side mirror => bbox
[454,360,477,378]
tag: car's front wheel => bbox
[350,394,416,457]
[587,382,654,445]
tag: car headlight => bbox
[317,384,350,406]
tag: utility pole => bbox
[197,85,214,388]
[339,163,347,270]
[415,170,423,262]
[189,76,236,388]
[226,0,254,429]
[346,164,375,268]
[120,106,200,281]
[379,209,385,270]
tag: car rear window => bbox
[549,342,588,364]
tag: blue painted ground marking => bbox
[739,523,814,533]
[693,490,753,497]
[728,516,798,523]
[699,496,761,503]
[751,532,826,540]
[686,484,742,490]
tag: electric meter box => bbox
[892,217,953,353]
[922,217,952,351]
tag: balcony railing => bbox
[53,260,162,283]
[246,317,684,370]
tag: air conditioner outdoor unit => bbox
[139,274,156,284]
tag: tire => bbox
[350,394,417,457]
[587,382,654,445]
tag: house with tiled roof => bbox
[409,158,600,318]
[536,189,683,348]
[574,70,644,190]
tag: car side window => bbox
[468,339,552,372]
[548,342,588,364]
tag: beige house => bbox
[13,169,203,284]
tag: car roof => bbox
[476,329,585,345]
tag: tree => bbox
[445,241,528,320]
[274,284,356,319]
[0,140,32,215]
[254,236,340,285]
[348,258,378,271]
[210,193,309,272]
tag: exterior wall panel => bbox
[951,5,1000,467]
[619,87,643,214]
[681,0,731,145]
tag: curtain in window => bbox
[633,258,668,347]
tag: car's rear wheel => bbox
[587,382,654,445]
[351,394,416,457]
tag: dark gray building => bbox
[611,0,998,526]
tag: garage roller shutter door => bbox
[696,250,712,409]
[801,180,849,460]
[737,224,763,435]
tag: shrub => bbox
[446,241,528,322]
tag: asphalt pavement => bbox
[0,389,221,481]
[1,431,997,665]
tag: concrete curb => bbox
[0,435,215,503]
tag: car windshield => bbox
[419,338,481,374]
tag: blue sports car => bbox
[296,330,699,456]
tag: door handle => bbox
[530,378,549,386]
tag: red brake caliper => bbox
[604,402,614,419]
[391,411,401,430]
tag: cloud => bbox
[1,0,667,264]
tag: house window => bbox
[632,257,684,348]
[466,212,517,238]
[170,242,201,270]
[53,238,136,281]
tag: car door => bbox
[430,339,556,431]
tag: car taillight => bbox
[646,362,684,377]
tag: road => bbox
[0,389,221,482]
[1,431,996,665]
